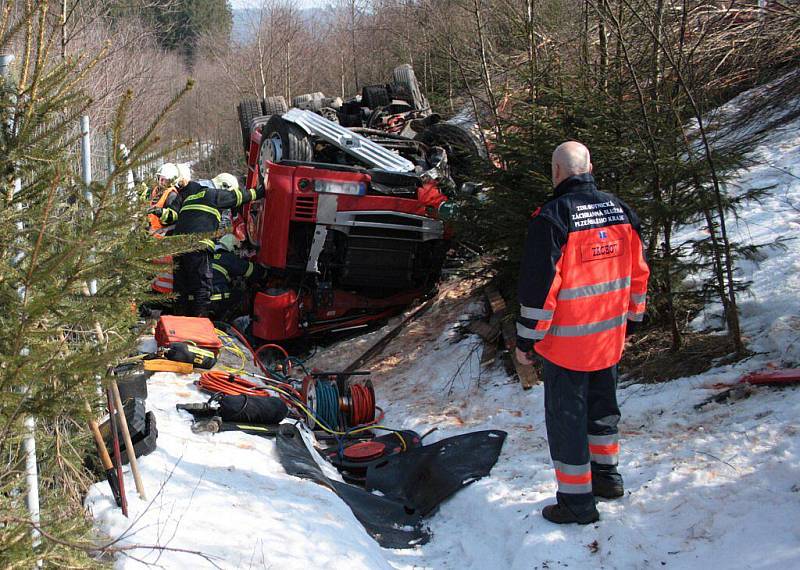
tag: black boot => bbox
[592,464,624,499]
[542,497,599,525]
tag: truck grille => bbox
[293,195,317,220]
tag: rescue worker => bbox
[209,234,267,320]
[169,173,264,317]
[515,141,650,525]
[146,163,182,295]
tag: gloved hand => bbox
[146,206,163,217]
[515,347,534,366]
[625,313,649,336]
[137,182,150,201]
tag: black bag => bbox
[165,342,217,369]
[216,394,288,425]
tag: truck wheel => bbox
[292,92,325,111]
[415,123,485,184]
[361,85,390,109]
[320,107,340,124]
[262,96,288,116]
[237,99,262,153]
[392,64,430,115]
[258,115,313,175]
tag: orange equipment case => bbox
[155,316,222,355]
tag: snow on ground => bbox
[88,77,800,568]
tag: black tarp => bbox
[276,424,427,548]
[275,424,507,549]
[365,429,507,517]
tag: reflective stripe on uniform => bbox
[630,292,646,304]
[184,190,206,202]
[249,188,257,201]
[589,434,619,465]
[554,461,592,494]
[244,263,254,278]
[557,277,631,301]
[199,238,215,250]
[210,292,231,301]
[548,313,627,337]
[520,305,554,320]
[233,188,243,207]
[627,311,644,322]
[152,272,174,293]
[517,322,546,340]
[181,203,221,221]
[212,263,230,281]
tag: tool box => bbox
[155,316,222,355]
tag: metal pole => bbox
[0,53,14,77]
[2,52,42,562]
[80,115,92,194]
[80,115,97,295]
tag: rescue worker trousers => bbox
[542,357,620,516]
[174,250,213,317]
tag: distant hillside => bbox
[232,8,325,42]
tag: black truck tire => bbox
[292,92,325,111]
[258,115,313,175]
[392,64,430,115]
[361,85,391,110]
[262,96,288,116]
[238,99,263,153]
[415,122,484,184]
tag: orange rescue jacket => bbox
[516,173,650,371]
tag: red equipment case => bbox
[155,316,223,355]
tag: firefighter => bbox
[209,234,267,321]
[145,163,182,296]
[171,173,264,317]
[515,141,650,525]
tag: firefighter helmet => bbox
[156,163,179,187]
[212,172,238,191]
[176,163,191,187]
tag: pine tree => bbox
[0,4,192,565]
[124,0,233,66]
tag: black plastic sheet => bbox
[275,425,507,549]
[276,424,427,548]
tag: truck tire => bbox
[258,115,313,175]
[392,64,430,115]
[415,123,484,184]
[361,85,391,110]
[262,96,288,116]
[237,99,262,153]
[292,92,325,111]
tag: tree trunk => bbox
[471,0,503,142]
[597,0,608,92]
[525,0,538,100]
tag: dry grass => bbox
[620,328,748,384]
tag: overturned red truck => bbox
[235,67,483,342]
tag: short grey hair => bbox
[552,141,591,177]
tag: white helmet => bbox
[218,233,239,252]
[212,172,239,191]
[176,163,191,187]
[156,163,179,186]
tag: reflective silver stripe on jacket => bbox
[557,277,631,301]
[630,292,646,304]
[520,305,554,320]
[627,311,644,322]
[516,322,546,340]
[548,313,627,337]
